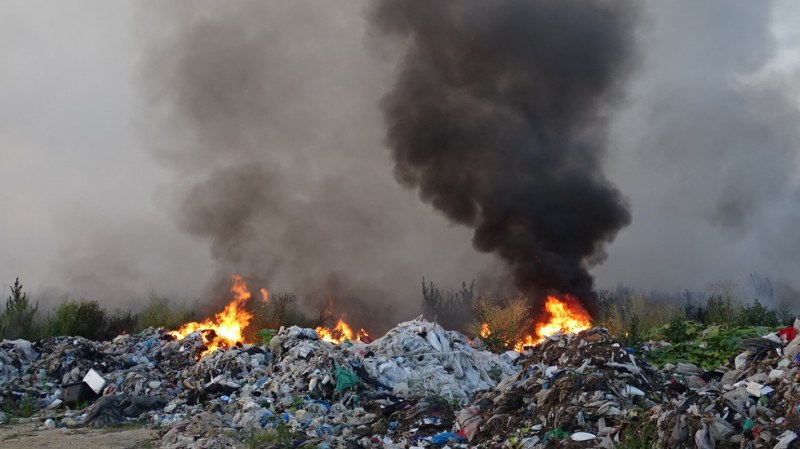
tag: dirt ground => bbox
[0,420,159,449]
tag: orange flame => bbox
[478,295,592,351]
[479,322,491,339]
[516,294,591,350]
[316,318,369,344]
[170,275,255,357]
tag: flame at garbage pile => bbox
[316,319,370,344]
[170,275,259,357]
[481,294,592,351]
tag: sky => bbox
[1,1,799,317]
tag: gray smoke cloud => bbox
[369,0,639,313]
[596,0,800,306]
[3,1,799,321]
[136,1,498,330]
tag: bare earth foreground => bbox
[0,421,158,449]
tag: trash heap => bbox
[2,318,800,448]
[0,318,519,448]
[649,327,800,449]
[158,319,518,448]
[451,328,665,448]
[358,319,518,403]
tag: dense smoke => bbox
[370,1,639,312]
[595,0,800,306]
[136,1,497,329]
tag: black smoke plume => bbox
[136,1,499,332]
[372,1,639,313]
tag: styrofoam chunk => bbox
[83,368,106,394]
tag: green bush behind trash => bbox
[644,324,774,369]
[1,277,321,342]
[0,278,39,340]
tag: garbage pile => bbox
[0,318,519,448]
[2,318,800,448]
[649,326,800,449]
[358,319,518,402]
[451,328,666,448]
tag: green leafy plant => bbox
[649,317,702,343]
[645,325,773,368]
[258,328,276,345]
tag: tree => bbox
[422,278,475,331]
[0,277,38,339]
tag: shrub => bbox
[44,300,107,340]
[735,299,781,327]
[595,288,680,343]
[135,294,194,332]
[244,292,315,343]
[466,297,529,352]
[103,309,138,339]
[703,281,741,324]
[648,317,703,343]
[0,278,39,340]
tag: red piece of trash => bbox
[778,327,797,342]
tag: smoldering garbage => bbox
[0,319,798,449]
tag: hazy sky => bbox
[1,1,799,314]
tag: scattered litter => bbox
[1,319,799,449]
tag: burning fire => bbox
[170,275,258,357]
[480,294,592,351]
[479,322,491,339]
[316,319,369,344]
[533,294,592,340]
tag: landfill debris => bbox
[0,318,799,449]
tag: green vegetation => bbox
[595,288,681,345]
[2,394,35,422]
[44,299,108,340]
[0,278,38,340]
[646,324,773,368]
[244,292,318,343]
[614,418,657,449]
[258,328,276,345]
[466,297,530,352]
[0,277,318,343]
[244,422,294,449]
[135,294,195,331]
[593,279,795,368]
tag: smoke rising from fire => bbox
[3,1,800,319]
[136,1,498,329]
[370,1,639,311]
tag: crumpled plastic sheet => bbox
[358,318,518,403]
